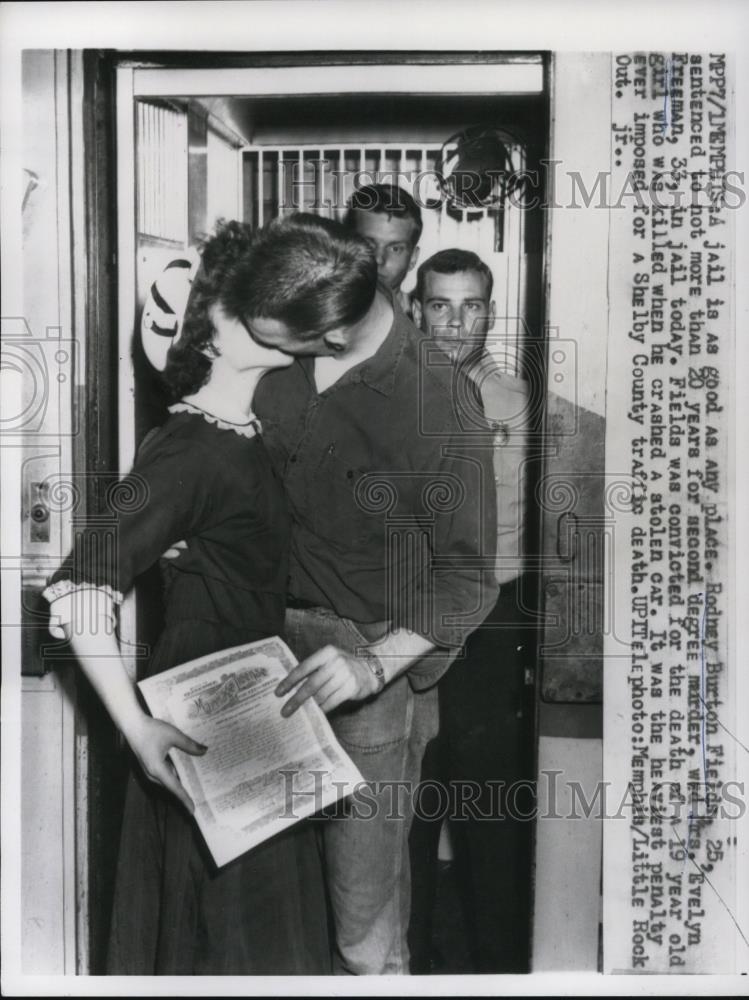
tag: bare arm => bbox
[63,604,206,813]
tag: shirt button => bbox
[290,455,297,463]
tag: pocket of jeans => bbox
[330,674,412,753]
[340,616,390,651]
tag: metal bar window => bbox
[135,100,187,245]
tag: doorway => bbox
[90,51,549,973]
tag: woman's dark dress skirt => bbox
[107,620,331,975]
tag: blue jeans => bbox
[284,606,439,975]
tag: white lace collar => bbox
[169,401,262,439]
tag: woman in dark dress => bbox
[43,222,330,975]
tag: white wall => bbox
[19,49,80,975]
[544,52,611,420]
[531,52,611,972]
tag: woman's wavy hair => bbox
[160,219,254,401]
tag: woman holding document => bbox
[43,222,331,974]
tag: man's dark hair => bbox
[161,218,255,401]
[344,183,423,245]
[223,212,378,338]
[414,248,494,304]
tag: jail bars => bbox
[136,101,188,245]
[242,142,527,374]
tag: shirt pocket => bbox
[312,447,385,547]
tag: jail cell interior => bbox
[131,91,546,395]
[242,141,527,374]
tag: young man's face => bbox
[242,315,357,357]
[349,210,420,292]
[412,269,495,359]
[210,305,295,371]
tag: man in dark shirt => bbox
[225,213,498,974]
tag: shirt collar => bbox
[356,288,409,396]
[297,287,409,398]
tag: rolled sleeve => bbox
[403,425,499,689]
[43,580,121,639]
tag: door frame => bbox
[104,48,550,974]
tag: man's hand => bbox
[162,539,188,560]
[122,714,207,813]
[275,645,381,717]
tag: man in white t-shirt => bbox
[410,248,534,973]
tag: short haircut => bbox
[344,183,423,245]
[223,213,378,339]
[414,248,494,304]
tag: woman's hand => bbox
[275,645,382,717]
[122,714,207,813]
[61,610,207,813]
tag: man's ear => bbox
[323,328,348,352]
[411,296,424,331]
[407,244,420,272]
